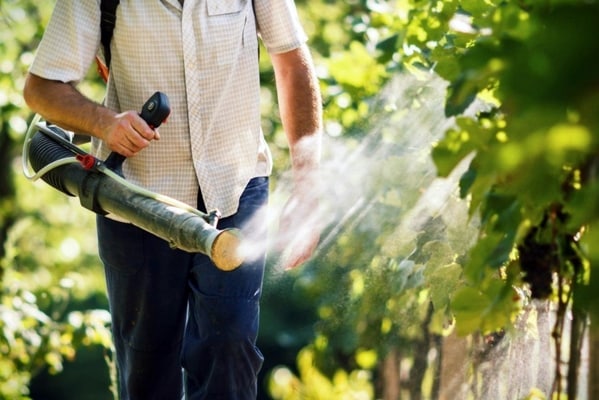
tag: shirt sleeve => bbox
[254,0,308,54]
[29,0,101,83]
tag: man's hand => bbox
[275,183,322,270]
[101,111,160,157]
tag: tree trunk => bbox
[567,307,585,400]
[588,318,599,400]
[380,347,401,400]
[409,303,434,400]
[438,331,468,400]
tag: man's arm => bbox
[271,44,323,269]
[23,73,158,157]
[271,45,322,180]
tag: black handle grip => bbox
[104,92,171,174]
[140,91,171,128]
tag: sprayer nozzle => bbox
[211,229,244,271]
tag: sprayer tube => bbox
[74,173,221,254]
[60,163,242,271]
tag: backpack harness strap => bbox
[97,0,120,83]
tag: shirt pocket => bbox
[203,0,256,65]
[207,0,247,16]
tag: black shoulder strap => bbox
[100,0,120,68]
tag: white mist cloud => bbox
[242,71,484,272]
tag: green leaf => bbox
[431,128,475,177]
[444,76,478,117]
[376,34,400,63]
[451,286,490,336]
[426,262,463,314]
[452,279,517,336]
[458,165,476,198]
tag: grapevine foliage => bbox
[303,0,599,396]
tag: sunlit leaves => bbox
[1,2,111,398]
[323,41,389,133]
[432,126,476,177]
[428,8,599,375]
[268,348,374,400]
[545,124,592,163]
[329,41,388,96]
[285,0,599,396]
[1,284,111,398]
[425,261,462,330]
[451,278,518,336]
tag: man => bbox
[23,1,322,399]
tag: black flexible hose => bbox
[28,127,75,196]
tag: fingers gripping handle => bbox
[104,92,171,173]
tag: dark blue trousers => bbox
[97,177,269,400]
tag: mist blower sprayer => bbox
[22,91,244,271]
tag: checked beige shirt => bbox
[30,0,308,217]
